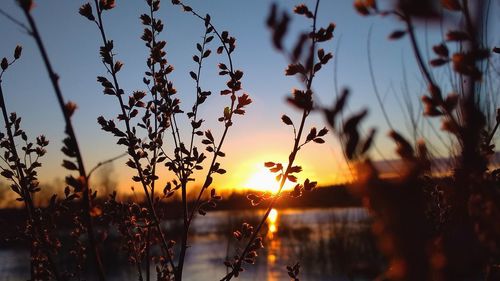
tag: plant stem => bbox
[176,8,240,280]
[222,1,320,279]
[0,84,62,281]
[20,8,106,281]
[403,13,462,137]
[92,1,176,271]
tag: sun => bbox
[242,164,294,193]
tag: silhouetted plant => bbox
[321,1,500,280]
[79,0,251,280]
[1,1,499,281]
[220,1,334,279]
[0,45,62,280]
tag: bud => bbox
[14,45,22,60]
[1,58,8,71]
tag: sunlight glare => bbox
[267,208,278,239]
[242,164,294,193]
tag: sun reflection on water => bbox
[267,208,278,239]
[267,208,280,281]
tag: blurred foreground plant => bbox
[323,0,500,280]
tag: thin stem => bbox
[222,1,320,279]
[0,83,62,281]
[146,4,160,279]
[402,13,462,137]
[0,8,30,33]
[92,1,175,271]
[176,6,241,280]
[20,7,106,281]
[486,119,499,147]
[87,152,127,180]
[367,25,394,130]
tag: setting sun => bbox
[242,164,295,193]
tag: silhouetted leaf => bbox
[1,58,8,71]
[389,131,414,159]
[14,45,22,59]
[388,30,406,40]
[433,43,449,57]
[360,128,376,154]
[281,115,293,125]
[62,160,78,171]
[264,162,275,168]
[189,71,197,80]
[446,30,470,41]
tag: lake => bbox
[0,207,383,280]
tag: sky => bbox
[0,0,499,199]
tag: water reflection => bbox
[267,208,278,239]
[1,208,383,281]
[267,208,280,281]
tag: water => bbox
[0,207,383,280]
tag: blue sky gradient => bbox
[0,0,498,197]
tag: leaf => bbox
[388,131,414,159]
[294,4,313,18]
[354,1,371,16]
[264,162,275,168]
[189,71,197,80]
[313,138,325,144]
[114,61,123,72]
[223,107,231,119]
[62,160,78,171]
[306,127,317,141]
[203,176,213,188]
[287,175,297,182]
[1,170,14,179]
[289,166,302,173]
[1,58,8,71]
[325,88,350,128]
[446,30,470,41]
[388,30,406,40]
[433,43,449,57]
[14,45,22,60]
[285,63,305,76]
[360,128,376,154]
[317,127,328,137]
[345,130,359,160]
[237,93,252,107]
[271,11,290,50]
[281,115,293,126]
[79,3,95,21]
[233,70,244,80]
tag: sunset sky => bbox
[0,1,498,197]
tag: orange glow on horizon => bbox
[241,164,295,193]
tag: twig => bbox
[87,152,127,179]
[19,5,106,280]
